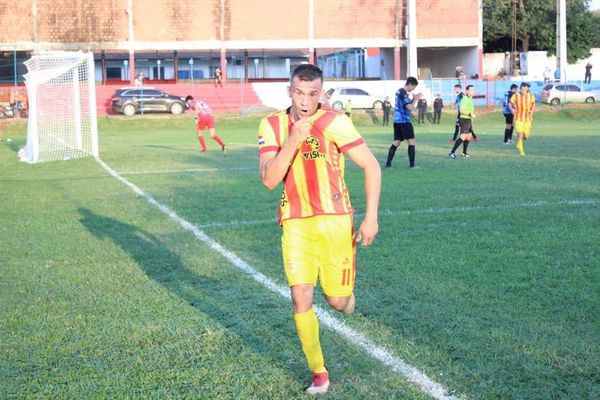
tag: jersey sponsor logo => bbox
[257,135,265,145]
[302,135,325,160]
[280,191,288,208]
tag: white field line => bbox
[197,199,600,229]
[96,157,459,400]
[118,166,256,176]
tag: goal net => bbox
[19,51,98,163]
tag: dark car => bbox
[111,87,187,116]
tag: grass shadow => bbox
[364,109,382,126]
[78,207,302,380]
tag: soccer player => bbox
[449,84,475,158]
[257,64,381,395]
[384,76,422,169]
[450,84,479,142]
[185,95,226,153]
[502,84,518,144]
[509,82,536,156]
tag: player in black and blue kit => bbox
[385,76,422,168]
[451,84,479,142]
[502,84,518,144]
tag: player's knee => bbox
[291,285,314,313]
[325,295,349,312]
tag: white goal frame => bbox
[19,51,98,163]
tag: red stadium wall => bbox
[0,0,479,46]
[314,0,400,40]
[416,0,479,39]
[134,0,217,42]
[0,1,34,42]
[227,0,308,40]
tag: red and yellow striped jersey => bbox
[258,107,364,224]
[510,92,535,122]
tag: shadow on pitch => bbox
[365,109,381,125]
[78,207,303,381]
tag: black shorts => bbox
[504,113,514,124]
[393,122,415,141]
[458,118,472,134]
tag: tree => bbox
[483,0,600,63]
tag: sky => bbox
[590,0,600,11]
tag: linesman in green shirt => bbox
[449,85,475,158]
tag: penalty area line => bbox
[197,198,600,229]
[118,166,256,175]
[96,158,459,400]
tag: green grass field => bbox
[1,106,599,399]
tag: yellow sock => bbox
[516,139,525,155]
[294,307,326,373]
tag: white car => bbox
[539,83,596,105]
[323,87,384,110]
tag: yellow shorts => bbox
[515,120,532,138]
[281,214,356,297]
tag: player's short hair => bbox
[510,84,518,90]
[185,95,194,101]
[290,64,323,84]
[454,84,462,89]
[520,82,530,88]
[406,76,418,86]
[466,84,474,91]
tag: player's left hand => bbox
[356,218,378,247]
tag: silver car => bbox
[539,84,596,105]
[323,87,384,110]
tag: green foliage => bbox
[483,0,600,62]
[1,109,599,399]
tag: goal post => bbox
[19,51,98,163]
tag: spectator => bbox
[433,94,443,124]
[584,63,592,84]
[543,67,551,84]
[214,67,223,87]
[134,72,144,87]
[417,97,427,124]
[382,96,392,126]
[344,99,352,118]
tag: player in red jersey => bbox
[185,95,226,153]
[258,64,381,395]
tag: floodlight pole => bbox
[406,0,418,78]
[127,0,135,85]
[556,0,567,82]
[511,0,517,75]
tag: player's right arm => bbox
[405,92,421,111]
[259,118,310,190]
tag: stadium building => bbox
[0,0,482,85]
